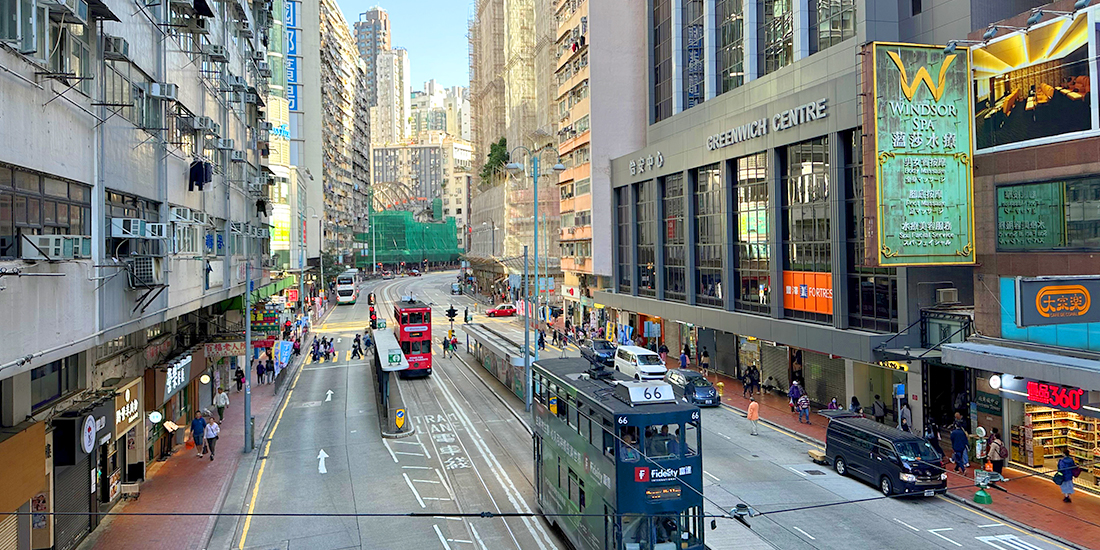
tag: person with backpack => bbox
[987,427,1008,475]
[788,381,802,413]
[872,394,886,423]
[1057,449,1080,503]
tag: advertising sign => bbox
[204,341,246,358]
[870,42,974,266]
[782,271,832,314]
[162,355,192,403]
[973,10,1094,152]
[1015,276,1100,327]
[996,182,1065,250]
[113,378,143,440]
[999,375,1097,418]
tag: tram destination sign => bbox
[645,485,682,501]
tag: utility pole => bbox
[244,224,253,454]
[532,156,539,361]
[523,245,531,412]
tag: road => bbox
[218,271,1071,550]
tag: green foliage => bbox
[479,137,509,182]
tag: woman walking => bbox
[986,428,1007,476]
[1057,449,1079,503]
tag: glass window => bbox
[653,0,673,122]
[684,420,699,456]
[663,173,686,301]
[644,424,680,458]
[683,0,705,109]
[716,0,744,93]
[783,137,832,324]
[812,0,856,53]
[636,180,657,297]
[735,153,771,313]
[617,187,632,293]
[695,164,725,307]
[1,165,92,258]
[844,130,898,332]
[760,0,793,76]
[31,355,81,410]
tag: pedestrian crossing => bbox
[303,349,366,365]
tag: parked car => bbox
[613,345,667,381]
[409,269,421,276]
[451,282,463,295]
[664,369,720,407]
[382,271,394,280]
[826,414,947,497]
[486,303,517,317]
[579,339,616,366]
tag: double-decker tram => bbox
[393,298,433,376]
[335,269,359,305]
[532,358,704,550]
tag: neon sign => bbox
[1027,381,1085,411]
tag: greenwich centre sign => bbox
[706,99,828,151]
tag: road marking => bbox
[316,449,329,474]
[325,389,334,402]
[433,524,452,550]
[402,465,432,470]
[470,524,488,550]
[437,468,457,500]
[435,516,464,521]
[792,527,815,540]
[786,466,808,477]
[935,496,1070,550]
[976,535,1046,550]
[979,523,1005,528]
[423,497,452,501]
[413,478,442,484]
[716,432,732,440]
[394,451,425,457]
[403,473,426,508]
[418,432,432,459]
[893,518,920,531]
[447,540,473,545]
[703,470,721,482]
[928,528,963,547]
[392,440,421,445]
[383,439,398,463]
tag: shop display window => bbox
[1007,400,1099,487]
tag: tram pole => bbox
[523,245,531,412]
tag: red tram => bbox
[394,299,432,376]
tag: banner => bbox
[782,271,833,314]
[205,341,246,358]
[869,42,974,266]
[274,340,294,375]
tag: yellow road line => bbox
[238,358,305,549]
[935,495,1071,550]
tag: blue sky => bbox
[335,0,472,90]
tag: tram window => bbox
[578,478,586,510]
[654,515,680,545]
[409,311,423,324]
[680,506,703,547]
[567,468,578,505]
[557,456,562,487]
[603,429,615,459]
[422,340,431,354]
[619,426,640,463]
[533,376,543,403]
[558,394,570,423]
[684,420,699,456]
[621,515,646,548]
[401,341,411,354]
[645,425,679,458]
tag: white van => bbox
[613,346,667,380]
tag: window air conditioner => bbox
[20,235,74,261]
[169,206,193,223]
[238,21,254,39]
[936,287,959,305]
[252,51,266,62]
[192,212,209,225]
[202,44,229,63]
[230,222,244,234]
[193,116,214,131]
[145,223,168,239]
[216,138,234,150]
[191,18,210,34]
[45,0,89,26]
[149,83,179,101]
[104,36,130,60]
[128,256,164,287]
[111,218,146,238]
[230,150,246,162]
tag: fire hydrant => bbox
[717,382,724,397]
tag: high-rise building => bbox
[374,48,412,145]
[354,7,391,107]
[444,86,473,142]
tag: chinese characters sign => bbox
[782,271,832,315]
[204,341,247,358]
[1015,276,1100,327]
[1000,375,1097,418]
[996,182,1065,250]
[870,42,974,266]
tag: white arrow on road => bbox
[317,449,329,474]
[325,390,334,402]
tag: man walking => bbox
[204,416,220,461]
[214,388,229,421]
[190,412,207,458]
[747,397,760,436]
[951,422,970,474]
[798,393,811,424]
[873,394,887,423]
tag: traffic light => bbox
[369,306,377,329]
[446,305,458,321]
[368,292,376,305]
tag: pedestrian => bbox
[987,428,1007,476]
[451,336,459,354]
[827,397,839,410]
[679,350,688,370]
[214,387,229,421]
[351,340,362,360]
[797,393,811,424]
[255,360,266,386]
[742,369,752,398]
[441,336,450,358]
[538,330,546,351]
[873,394,886,423]
[190,412,206,458]
[900,417,912,432]
[234,366,245,392]
[926,421,945,457]
[950,422,970,474]
[747,396,760,436]
[560,332,569,358]
[204,415,220,461]
[363,332,372,349]
[327,340,336,361]
[788,381,802,413]
[700,347,710,374]
[658,343,669,365]
[900,401,912,430]
[750,366,762,395]
[265,358,274,383]
[849,395,862,414]
[293,338,301,356]
[762,375,777,394]
[1057,449,1079,503]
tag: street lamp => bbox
[506,147,565,362]
[481,219,499,257]
[312,213,324,304]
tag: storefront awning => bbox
[222,276,298,311]
[943,338,1100,390]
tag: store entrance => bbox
[924,361,970,430]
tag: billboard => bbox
[782,271,832,314]
[973,10,1094,152]
[996,182,1065,250]
[1015,276,1100,327]
[869,42,975,266]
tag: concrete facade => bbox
[374,48,411,146]
[353,7,391,107]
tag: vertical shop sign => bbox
[286,0,302,113]
[870,42,974,266]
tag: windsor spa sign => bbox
[870,43,974,266]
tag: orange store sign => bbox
[782,271,833,315]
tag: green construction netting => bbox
[355,210,463,267]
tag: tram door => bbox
[533,435,543,503]
[604,503,615,550]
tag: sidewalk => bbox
[80,331,317,550]
[692,367,1100,550]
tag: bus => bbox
[335,270,359,305]
[532,358,704,550]
[393,298,432,376]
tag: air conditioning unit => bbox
[256,60,269,73]
[230,150,246,162]
[170,207,193,223]
[252,51,265,62]
[44,0,88,26]
[210,122,221,137]
[111,218,146,238]
[128,256,164,287]
[192,212,209,225]
[238,21,254,38]
[193,116,213,131]
[149,83,178,101]
[69,236,92,258]
[229,222,244,234]
[202,44,229,63]
[21,235,74,261]
[229,75,246,91]
[104,36,130,60]
[245,93,259,104]
[190,18,209,34]
[261,121,273,131]
[145,223,168,239]
[216,138,234,150]
[258,66,272,78]
[936,287,959,305]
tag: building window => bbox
[49,21,92,95]
[716,0,744,93]
[695,164,724,307]
[617,187,632,293]
[637,180,657,297]
[844,130,898,332]
[683,0,705,109]
[0,164,93,259]
[106,191,162,257]
[735,153,770,314]
[812,0,856,53]
[911,0,922,15]
[663,173,686,302]
[575,178,591,196]
[31,355,81,411]
[783,137,831,323]
[760,0,793,76]
[653,0,673,122]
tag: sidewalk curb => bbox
[452,350,533,436]
[719,401,826,447]
[940,492,1091,550]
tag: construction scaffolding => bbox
[356,210,462,267]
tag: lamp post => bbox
[480,219,498,257]
[506,147,565,361]
[312,213,324,309]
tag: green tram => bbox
[531,358,704,550]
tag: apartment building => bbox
[374,47,411,145]
[353,7,391,107]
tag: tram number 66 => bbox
[643,387,662,400]
[617,416,628,425]
[691,411,700,421]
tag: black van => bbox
[825,416,947,496]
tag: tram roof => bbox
[533,358,697,417]
[394,299,430,310]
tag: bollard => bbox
[717,382,724,397]
[249,416,255,451]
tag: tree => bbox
[479,137,509,182]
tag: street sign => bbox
[395,409,406,429]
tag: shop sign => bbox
[782,271,832,314]
[287,289,299,302]
[1015,276,1100,327]
[999,375,1096,417]
[877,360,910,372]
[163,355,192,403]
[144,336,173,363]
[628,152,664,176]
[975,390,1002,416]
[996,183,1065,250]
[114,379,142,439]
[205,341,247,358]
[869,42,974,266]
[705,99,828,151]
